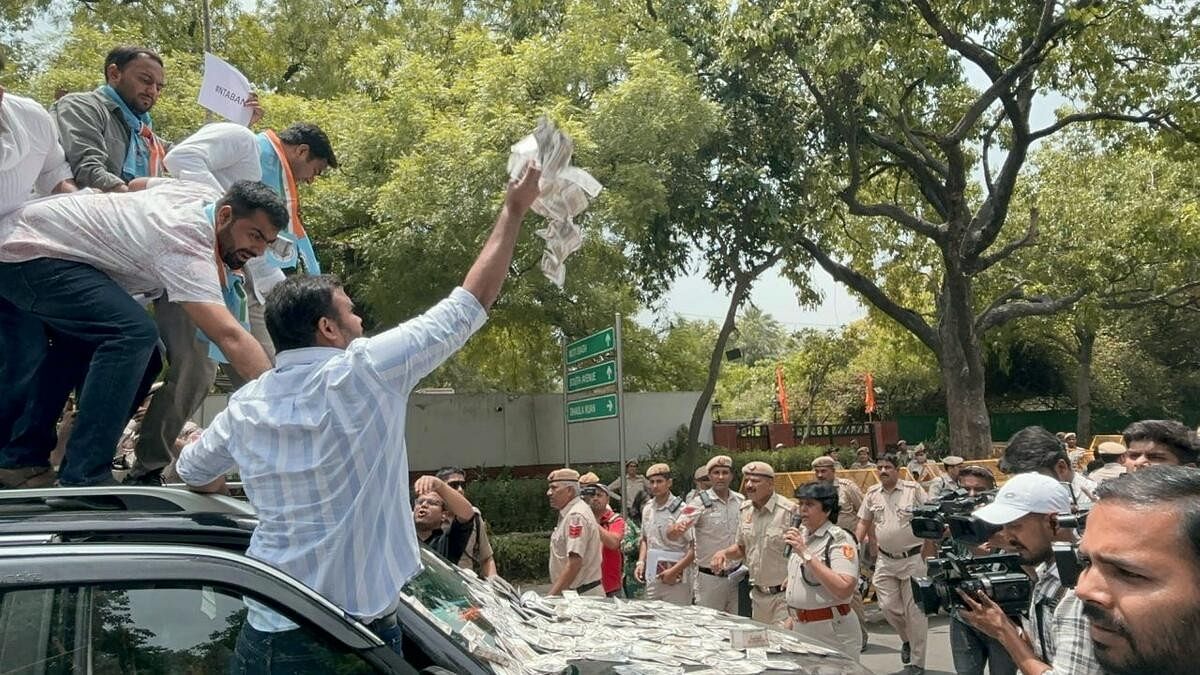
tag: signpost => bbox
[566,360,616,393]
[567,393,618,422]
[561,317,627,515]
[566,327,615,365]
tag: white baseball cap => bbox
[973,473,1072,525]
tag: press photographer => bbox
[910,465,1019,675]
[1073,466,1200,675]
[956,473,1101,675]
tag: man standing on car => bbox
[176,163,541,662]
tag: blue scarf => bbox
[196,204,250,364]
[99,85,156,181]
[257,132,321,274]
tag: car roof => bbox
[0,486,258,551]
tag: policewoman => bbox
[784,481,863,660]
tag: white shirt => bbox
[176,287,488,625]
[0,93,72,218]
[0,179,225,305]
[163,122,285,301]
[1070,471,1097,509]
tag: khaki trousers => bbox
[790,609,862,661]
[873,552,928,667]
[695,571,739,614]
[647,569,693,606]
[749,587,788,627]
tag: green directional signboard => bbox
[566,327,615,365]
[567,360,616,394]
[567,394,618,423]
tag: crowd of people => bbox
[536,422,1198,675]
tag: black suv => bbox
[0,487,870,674]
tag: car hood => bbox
[404,558,870,675]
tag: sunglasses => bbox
[446,480,467,490]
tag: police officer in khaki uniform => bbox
[856,453,933,674]
[926,455,964,498]
[812,455,869,651]
[546,468,605,597]
[1088,441,1128,483]
[669,454,743,612]
[635,463,695,605]
[711,461,796,627]
[784,482,863,661]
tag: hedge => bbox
[491,531,551,583]
[468,445,842,535]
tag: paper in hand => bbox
[508,117,602,287]
[197,53,254,126]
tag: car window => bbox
[0,584,378,675]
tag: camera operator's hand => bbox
[957,589,1016,641]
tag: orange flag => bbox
[864,372,876,414]
[775,365,791,423]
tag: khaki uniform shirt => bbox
[736,492,797,588]
[927,475,959,499]
[642,495,693,554]
[676,488,743,568]
[857,480,928,555]
[785,521,859,609]
[907,460,931,481]
[549,497,603,589]
[848,461,876,470]
[1088,462,1126,484]
[831,478,864,534]
[456,510,494,573]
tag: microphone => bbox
[784,512,803,557]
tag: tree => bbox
[736,0,1200,456]
[1022,140,1200,440]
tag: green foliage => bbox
[491,531,551,583]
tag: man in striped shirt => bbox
[176,162,541,663]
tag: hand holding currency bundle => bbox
[507,117,602,287]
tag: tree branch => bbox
[1103,279,1200,310]
[976,287,1088,333]
[795,236,939,351]
[1029,110,1170,141]
[970,207,1039,273]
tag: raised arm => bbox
[414,475,475,523]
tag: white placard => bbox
[646,548,684,580]
[197,52,253,125]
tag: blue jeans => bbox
[228,616,404,674]
[950,614,1017,675]
[0,259,158,485]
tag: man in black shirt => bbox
[413,473,477,562]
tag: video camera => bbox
[911,546,1032,616]
[909,489,1031,616]
[1052,509,1090,588]
[910,489,1002,546]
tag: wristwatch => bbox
[800,551,813,563]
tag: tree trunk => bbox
[938,272,993,459]
[1074,324,1096,444]
[684,276,751,469]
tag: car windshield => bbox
[400,548,516,669]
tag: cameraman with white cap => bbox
[958,472,1101,675]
